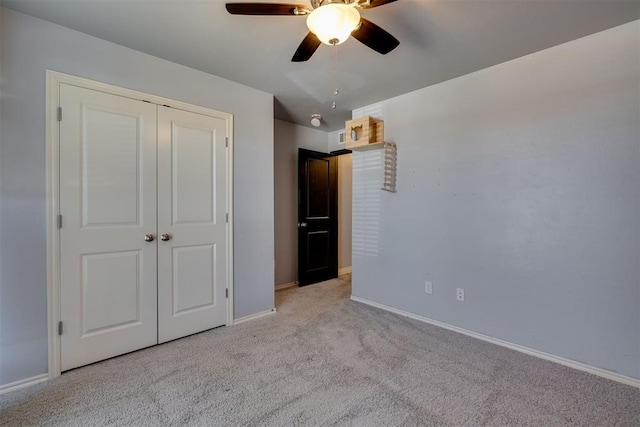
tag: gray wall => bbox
[274,120,328,285]
[352,21,640,379]
[0,8,275,387]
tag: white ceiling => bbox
[3,0,639,131]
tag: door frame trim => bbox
[45,70,234,379]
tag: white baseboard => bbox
[275,281,297,291]
[0,373,49,395]
[350,295,640,389]
[339,266,352,275]
[232,308,277,325]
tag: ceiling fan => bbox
[225,0,399,62]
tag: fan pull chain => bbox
[332,41,338,109]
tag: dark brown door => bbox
[298,149,338,286]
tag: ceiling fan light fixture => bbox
[306,3,360,46]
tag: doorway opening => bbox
[272,121,352,291]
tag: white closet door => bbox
[59,84,158,371]
[157,106,228,343]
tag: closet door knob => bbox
[160,233,171,241]
[144,234,154,242]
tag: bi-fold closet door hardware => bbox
[142,233,171,242]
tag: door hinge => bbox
[225,212,229,223]
[57,107,62,122]
[58,321,63,336]
[57,214,63,229]
[225,137,229,148]
[225,288,229,298]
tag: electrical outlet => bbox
[425,281,432,294]
[456,288,464,301]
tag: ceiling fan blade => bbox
[351,18,399,55]
[225,3,308,15]
[361,0,398,9]
[291,32,321,62]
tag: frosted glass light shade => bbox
[306,3,360,46]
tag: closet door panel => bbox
[59,84,158,371]
[157,106,228,343]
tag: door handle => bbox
[160,233,171,241]
[298,222,307,228]
[144,234,155,242]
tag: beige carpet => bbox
[1,277,638,426]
